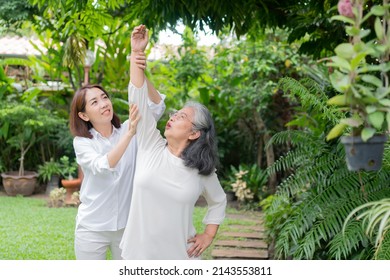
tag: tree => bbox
[1,0,382,58]
[0,0,38,33]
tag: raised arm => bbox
[131,51,162,105]
[130,25,147,88]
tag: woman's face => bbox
[78,87,113,126]
[164,107,198,142]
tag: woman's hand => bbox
[128,103,140,136]
[187,233,214,258]
[131,24,148,52]
[134,52,147,70]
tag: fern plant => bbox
[263,75,390,260]
[343,198,390,259]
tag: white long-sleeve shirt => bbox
[73,94,165,231]
[120,81,226,259]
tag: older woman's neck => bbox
[166,141,187,157]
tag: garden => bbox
[0,0,390,260]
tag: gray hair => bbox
[181,101,219,175]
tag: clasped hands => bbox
[128,24,149,134]
[132,24,148,70]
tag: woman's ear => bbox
[189,130,201,140]
[78,112,89,122]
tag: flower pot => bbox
[341,135,388,171]
[1,171,38,196]
[61,178,81,205]
[45,175,60,195]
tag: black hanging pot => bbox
[341,134,388,171]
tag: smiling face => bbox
[77,87,114,127]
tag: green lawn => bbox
[0,194,254,260]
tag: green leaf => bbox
[346,26,361,36]
[387,112,390,132]
[379,99,390,107]
[361,75,382,88]
[0,122,10,139]
[327,94,351,106]
[330,56,351,71]
[340,117,363,128]
[361,127,376,142]
[350,52,367,70]
[351,85,363,98]
[371,5,386,16]
[362,96,378,104]
[329,71,350,93]
[368,111,385,130]
[366,105,378,114]
[359,29,371,39]
[326,123,347,141]
[375,17,384,40]
[0,58,32,67]
[335,43,354,59]
[199,87,210,105]
[330,15,355,25]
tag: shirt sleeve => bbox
[147,92,166,121]
[73,136,116,176]
[128,80,164,151]
[128,79,166,122]
[201,171,227,225]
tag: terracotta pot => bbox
[1,171,38,196]
[61,178,81,205]
[61,178,82,189]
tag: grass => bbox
[0,194,259,260]
[0,195,77,259]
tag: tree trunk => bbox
[253,111,277,194]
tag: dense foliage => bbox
[263,75,390,260]
[0,0,384,58]
[1,0,389,260]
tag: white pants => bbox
[75,225,125,260]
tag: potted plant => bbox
[59,155,82,204]
[38,158,62,195]
[0,104,57,196]
[326,0,390,171]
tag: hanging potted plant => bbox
[326,0,390,171]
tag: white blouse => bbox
[73,94,165,232]
[120,81,226,259]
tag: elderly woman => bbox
[120,25,227,260]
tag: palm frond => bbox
[328,220,369,260]
[279,76,342,126]
[63,33,87,68]
[344,198,390,248]
[375,230,390,260]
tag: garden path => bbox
[195,196,268,260]
[211,212,268,260]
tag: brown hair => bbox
[69,84,121,138]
